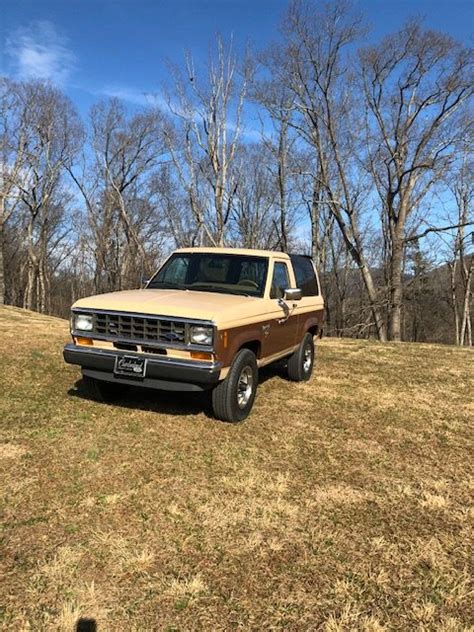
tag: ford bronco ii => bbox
[64,248,324,422]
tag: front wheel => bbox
[287,332,315,382]
[211,349,258,422]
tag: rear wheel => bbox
[287,332,315,382]
[211,349,258,422]
[82,374,129,402]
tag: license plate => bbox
[114,355,147,378]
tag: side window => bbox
[290,255,319,296]
[270,262,290,299]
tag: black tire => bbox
[211,349,258,422]
[287,332,315,382]
[82,374,129,402]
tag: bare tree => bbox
[165,36,251,246]
[1,81,82,312]
[263,0,388,340]
[69,99,167,292]
[360,20,473,340]
[152,165,196,248]
[445,137,474,345]
[230,143,281,248]
[0,78,27,304]
[251,76,300,251]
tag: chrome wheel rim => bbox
[303,345,313,372]
[237,366,253,408]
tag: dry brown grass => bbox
[0,305,473,630]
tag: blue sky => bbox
[1,0,473,117]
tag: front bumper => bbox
[63,344,222,392]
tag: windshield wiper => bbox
[189,284,250,297]
[147,282,188,290]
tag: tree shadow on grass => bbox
[67,362,288,419]
[76,619,96,632]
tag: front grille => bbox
[93,312,187,345]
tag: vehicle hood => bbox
[72,288,264,325]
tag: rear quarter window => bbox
[290,255,319,296]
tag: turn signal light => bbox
[76,337,93,346]
[191,351,212,361]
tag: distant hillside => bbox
[322,257,473,344]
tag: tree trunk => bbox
[449,261,460,345]
[0,219,5,306]
[24,263,36,311]
[459,257,473,346]
[38,261,47,314]
[277,119,289,252]
[329,204,388,342]
[310,191,320,263]
[388,236,404,341]
[360,261,388,342]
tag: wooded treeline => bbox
[1,0,472,344]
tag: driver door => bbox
[262,260,299,358]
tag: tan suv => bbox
[64,248,324,422]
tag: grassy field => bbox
[0,305,473,631]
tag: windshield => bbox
[147,253,269,297]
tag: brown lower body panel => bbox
[215,308,324,370]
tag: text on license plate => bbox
[114,355,147,377]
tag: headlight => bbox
[74,313,93,331]
[190,325,213,345]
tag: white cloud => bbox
[101,85,169,109]
[99,86,261,140]
[5,20,75,85]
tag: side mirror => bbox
[284,288,302,301]
[140,275,150,288]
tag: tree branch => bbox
[405,221,474,243]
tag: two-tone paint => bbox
[67,248,324,383]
